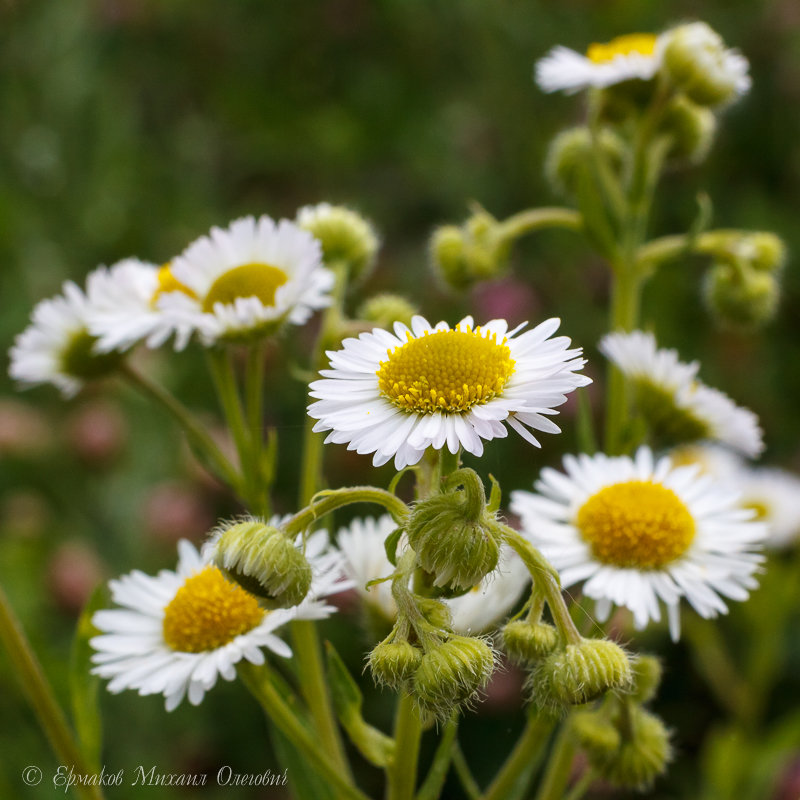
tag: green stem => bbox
[121,363,242,493]
[533,720,577,800]
[482,714,554,800]
[285,487,409,534]
[562,768,595,800]
[452,742,482,800]
[290,620,353,782]
[499,208,583,239]
[416,716,458,800]
[239,663,368,800]
[386,694,424,800]
[0,583,104,800]
[244,341,271,517]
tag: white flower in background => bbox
[600,330,763,457]
[729,467,800,550]
[158,215,334,347]
[308,315,590,469]
[9,281,122,397]
[90,532,347,711]
[85,259,195,353]
[337,514,529,634]
[511,447,766,641]
[536,33,661,94]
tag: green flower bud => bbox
[572,709,621,760]
[212,520,312,609]
[368,640,423,690]
[297,202,379,282]
[413,635,494,717]
[662,22,750,107]
[735,233,787,273]
[429,211,510,291]
[416,597,453,630]
[545,127,624,198]
[357,294,419,329]
[627,655,663,705]
[660,96,716,164]
[406,474,502,591]
[529,638,632,715]
[704,262,779,331]
[502,619,558,664]
[61,330,125,381]
[595,707,672,790]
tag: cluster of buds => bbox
[211,518,312,608]
[545,127,625,199]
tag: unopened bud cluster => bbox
[545,127,624,198]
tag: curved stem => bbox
[0,583,105,800]
[452,742,482,800]
[482,713,554,800]
[121,363,242,493]
[499,207,583,239]
[533,719,577,800]
[416,715,458,800]
[386,694,423,800]
[285,487,409,534]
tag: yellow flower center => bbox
[162,566,264,653]
[587,34,657,64]
[150,264,197,308]
[376,328,515,414]
[577,480,695,569]
[742,499,769,520]
[202,263,288,312]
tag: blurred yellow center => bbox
[742,499,769,520]
[577,481,695,569]
[587,34,657,64]
[150,264,197,307]
[202,263,288,311]
[162,566,264,653]
[377,329,515,414]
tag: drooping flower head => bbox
[511,447,766,640]
[9,281,124,397]
[600,330,763,457]
[90,531,348,710]
[308,315,590,469]
[157,215,334,347]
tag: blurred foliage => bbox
[1,1,799,798]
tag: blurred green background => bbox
[1,1,799,798]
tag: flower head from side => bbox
[90,531,347,711]
[600,330,763,457]
[158,215,333,347]
[308,315,590,469]
[511,447,766,641]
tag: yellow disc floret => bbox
[150,264,197,307]
[587,34,657,64]
[202,263,288,312]
[162,566,264,653]
[377,328,515,414]
[577,481,695,569]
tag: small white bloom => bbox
[600,330,763,457]
[731,467,800,550]
[9,281,121,397]
[511,447,766,641]
[90,532,347,711]
[536,33,661,94]
[159,215,334,348]
[309,315,590,469]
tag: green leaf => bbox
[325,642,395,768]
[384,527,404,567]
[69,585,107,771]
[486,474,502,513]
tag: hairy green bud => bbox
[406,472,502,591]
[297,202,379,282]
[413,635,494,717]
[357,293,419,330]
[572,709,621,759]
[416,597,454,630]
[704,261,779,331]
[212,520,312,609]
[660,96,716,164]
[735,233,787,273]
[502,619,559,664]
[529,638,632,714]
[627,655,663,705]
[662,22,750,107]
[368,640,423,690]
[594,706,672,790]
[545,126,624,198]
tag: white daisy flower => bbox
[308,315,590,469]
[84,259,195,353]
[158,215,334,347]
[337,514,529,634]
[510,447,766,641]
[90,531,347,711]
[9,281,122,398]
[600,330,763,457]
[733,467,800,550]
[535,33,662,94]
